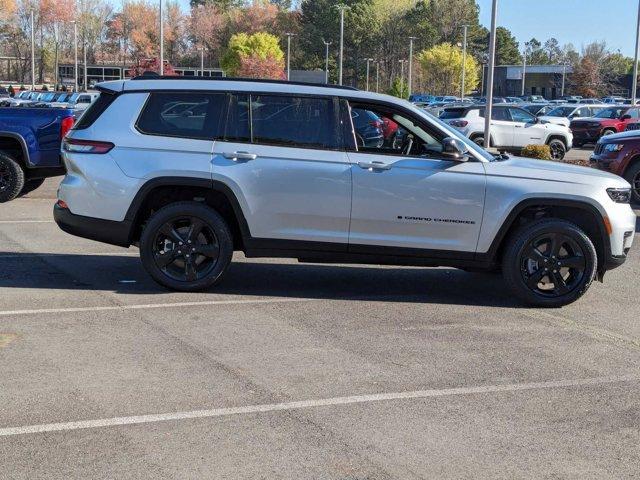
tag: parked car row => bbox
[0,90,99,112]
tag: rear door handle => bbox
[358,161,392,171]
[222,151,257,161]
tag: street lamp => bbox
[561,61,567,98]
[285,32,296,81]
[72,20,78,92]
[460,25,468,99]
[375,60,380,92]
[364,58,373,91]
[399,59,408,84]
[335,5,350,85]
[322,39,331,84]
[408,36,417,97]
[197,46,206,76]
[483,0,498,149]
[159,0,164,75]
[30,10,35,90]
[83,34,87,91]
[632,0,640,104]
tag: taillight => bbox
[449,120,468,127]
[63,138,114,154]
[60,116,74,139]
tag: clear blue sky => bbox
[477,0,638,56]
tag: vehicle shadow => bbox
[0,252,521,308]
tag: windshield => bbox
[546,106,575,117]
[67,93,79,103]
[595,107,625,119]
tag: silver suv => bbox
[54,78,636,307]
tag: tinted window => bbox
[439,108,468,119]
[250,95,339,149]
[137,92,226,139]
[595,107,625,119]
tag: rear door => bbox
[486,107,514,147]
[212,93,351,246]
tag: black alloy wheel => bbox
[0,152,25,202]
[548,139,566,161]
[519,232,585,297]
[152,216,220,282]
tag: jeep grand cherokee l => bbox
[54,78,636,307]
[570,106,639,147]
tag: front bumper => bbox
[54,202,132,247]
[572,128,601,143]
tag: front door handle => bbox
[222,151,257,161]
[358,161,392,171]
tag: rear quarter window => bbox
[73,92,116,130]
[136,92,226,140]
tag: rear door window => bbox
[137,92,226,139]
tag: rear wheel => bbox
[548,139,566,160]
[601,128,616,138]
[0,152,25,203]
[471,134,488,147]
[502,219,597,307]
[140,201,233,291]
[18,178,46,197]
[624,161,640,205]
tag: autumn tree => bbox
[220,32,285,78]
[417,42,479,95]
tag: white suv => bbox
[54,78,636,306]
[441,104,573,160]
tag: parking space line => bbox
[0,220,53,224]
[1,374,637,437]
[0,298,315,317]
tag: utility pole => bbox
[632,0,640,104]
[30,10,35,90]
[159,0,164,75]
[521,42,528,96]
[322,39,331,83]
[460,25,468,99]
[336,5,349,85]
[73,21,78,92]
[285,33,295,80]
[408,36,417,97]
[483,0,498,149]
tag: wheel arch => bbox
[124,177,251,250]
[0,132,30,167]
[481,198,610,272]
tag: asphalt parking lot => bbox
[1,157,640,478]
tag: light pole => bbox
[399,59,407,84]
[481,62,486,96]
[336,5,349,85]
[73,21,78,92]
[521,41,529,96]
[322,39,331,83]
[460,25,468,99]
[408,36,417,97]
[285,33,295,80]
[159,0,164,75]
[83,35,87,91]
[483,0,498,149]
[30,10,35,90]
[632,0,640,104]
[375,60,380,92]
[364,58,373,91]
[561,61,567,98]
[198,46,205,76]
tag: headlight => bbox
[607,187,632,203]
[603,143,624,152]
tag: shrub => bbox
[521,144,552,160]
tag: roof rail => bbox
[130,75,359,91]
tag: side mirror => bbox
[441,137,469,161]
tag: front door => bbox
[345,101,486,254]
[212,93,352,246]
[509,107,544,147]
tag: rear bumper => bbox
[53,203,132,247]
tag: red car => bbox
[590,129,640,204]
[570,106,639,147]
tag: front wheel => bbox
[0,152,25,203]
[502,219,597,307]
[140,201,233,291]
[548,139,566,160]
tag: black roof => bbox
[130,75,359,91]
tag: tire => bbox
[471,135,487,147]
[139,201,234,291]
[624,161,640,205]
[601,128,616,138]
[0,151,25,203]
[502,218,597,307]
[547,139,566,160]
[18,178,46,197]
